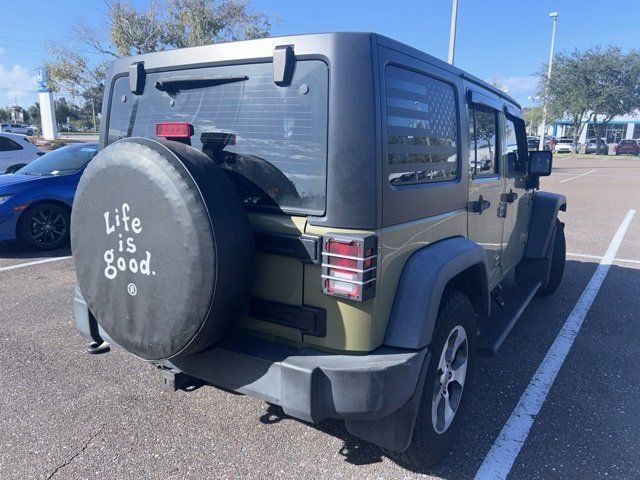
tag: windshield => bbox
[107,60,328,215]
[17,145,97,175]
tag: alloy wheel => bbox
[431,325,468,434]
[29,207,68,247]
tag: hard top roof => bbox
[109,31,521,110]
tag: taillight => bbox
[321,234,377,302]
[155,122,194,141]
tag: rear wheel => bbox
[26,130,34,136]
[537,220,566,296]
[385,290,477,470]
[19,203,70,250]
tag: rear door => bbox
[466,90,504,288]
[106,59,330,343]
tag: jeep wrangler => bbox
[71,33,566,469]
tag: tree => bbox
[538,46,640,151]
[165,0,270,48]
[538,50,590,147]
[523,106,543,136]
[583,47,640,151]
[27,103,41,127]
[45,0,272,121]
[109,0,167,56]
[44,45,108,131]
[54,98,81,126]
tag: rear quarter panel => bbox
[304,210,467,352]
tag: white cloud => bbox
[0,60,38,107]
[495,75,539,97]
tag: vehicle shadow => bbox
[252,259,640,477]
[0,240,71,259]
[258,403,385,466]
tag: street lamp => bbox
[448,0,459,65]
[528,96,540,135]
[539,11,559,150]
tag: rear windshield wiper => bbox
[154,75,248,94]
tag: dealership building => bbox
[552,113,640,144]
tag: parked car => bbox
[554,137,574,154]
[527,136,540,151]
[0,142,98,250]
[0,132,44,173]
[70,33,566,470]
[545,135,557,150]
[615,139,640,156]
[585,137,608,154]
[0,123,36,136]
[527,135,555,151]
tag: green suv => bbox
[71,33,566,469]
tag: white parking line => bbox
[558,169,598,183]
[475,209,636,480]
[0,256,72,273]
[567,252,640,265]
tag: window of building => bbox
[386,66,458,186]
[0,136,23,152]
[586,123,627,143]
[469,105,498,176]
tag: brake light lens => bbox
[155,122,194,139]
[322,235,377,302]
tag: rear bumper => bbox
[74,286,428,426]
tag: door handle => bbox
[500,189,518,204]
[469,195,491,214]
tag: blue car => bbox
[0,142,98,250]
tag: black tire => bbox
[385,290,477,470]
[537,220,566,296]
[19,203,70,251]
[26,130,34,136]
[71,138,254,361]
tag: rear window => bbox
[107,60,328,215]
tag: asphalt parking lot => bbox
[0,154,638,479]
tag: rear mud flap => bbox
[344,351,431,452]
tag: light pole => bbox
[527,96,540,135]
[539,11,559,150]
[448,0,459,65]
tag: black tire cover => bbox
[71,138,253,361]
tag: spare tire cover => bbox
[72,138,253,361]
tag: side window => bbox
[503,115,528,176]
[469,104,498,176]
[0,137,23,152]
[386,66,458,186]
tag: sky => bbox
[1,0,639,109]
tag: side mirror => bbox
[529,150,553,177]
